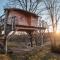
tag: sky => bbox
[0,0,7,16]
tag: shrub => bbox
[51,45,60,53]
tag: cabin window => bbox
[7,16,17,25]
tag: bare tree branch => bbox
[17,0,24,9]
[43,0,60,32]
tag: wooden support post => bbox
[28,32,33,47]
[41,29,45,45]
[4,36,7,54]
[11,16,16,31]
[41,30,44,45]
[4,10,9,54]
[4,18,7,54]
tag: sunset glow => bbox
[56,30,60,34]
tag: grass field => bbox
[8,43,60,60]
[1,33,60,60]
[0,42,60,60]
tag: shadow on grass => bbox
[9,53,17,60]
[41,52,60,60]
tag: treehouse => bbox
[2,8,47,48]
[4,8,46,33]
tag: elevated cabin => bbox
[3,8,46,47]
[4,8,45,32]
[0,8,47,52]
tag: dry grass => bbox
[0,54,11,60]
[7,33,60,60]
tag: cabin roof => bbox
[4,8,38,17]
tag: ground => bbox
[7,42,60,60]
[0,54,11,60]
[0,42,60,60]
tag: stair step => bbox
[0,37,4,39]
[0,35,5,41]
[0,35,4,36]
[0,39,5,41]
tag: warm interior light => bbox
[56,30,60,34]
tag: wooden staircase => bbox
[0,35,5,45]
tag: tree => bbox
[6,0,43,13]
[42,0,60,32]
[41,0,60,50]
